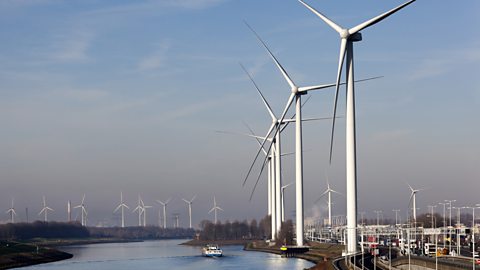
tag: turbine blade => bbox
[298,0,343,33]
[329,38,347,164]
[191,195,196,202]
[244,21,296,89]
[242,121,268,156]
[166,198,172,204]
[298,83,336,93]
[208,207,215,214]
[114,205,122,212]
[249,148,271,201]
[349,0,416,35]
[239,63,277,121]
[217,207,224,211]
[82,194,85,204]
[242,122,276,186]
[182,198,189,204]
[301,116,334,122]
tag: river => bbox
[18,240,314,269]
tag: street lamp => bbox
[463,205,480,270]
[439,202,447,248]
[445,199,456,255]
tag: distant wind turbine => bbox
[182,195,196,229]
[281,183,292,223]
[156,198,171,228]
[6,198,17,223]
[38,196,54,222]
[67,200,72,222]
[407,183,424,224]
[299,0,416,252]
[208,196,223,224]
[74,194,88,226]
[140,198,152,227]
[114,192,129,228]
[315,175,342,228]
[133,195,144,226]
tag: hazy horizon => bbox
[1,0,479,228]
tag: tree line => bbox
[197,215,295,245]
[0,221,194,240]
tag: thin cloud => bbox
[137,41,171,71]
[50,30,94,63]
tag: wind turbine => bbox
[140,198,152,227]
[315,175,342,228]
[408,183,423,224]
[114,192,129,228]
[299,0,416,253]
[208,196,223,224]
[156,198,171,228]
[38,196,54,222]
[133,195,144,226]
[6,198,17,223]
[182,195,196,229]
[74,194,88,226]
[280,183,292,223]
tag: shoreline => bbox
[0,241,73,270]
[244,241,344,270]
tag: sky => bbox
[0,0,479,228]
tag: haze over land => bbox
[0,0,479,227]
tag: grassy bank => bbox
[244,241,345,270]
[0,240,72,270]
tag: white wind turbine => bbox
[408,183,424,224]
[114,192,129,228]
[156,198,171,228]
[240,64,334,242]
[245,23,379,246]
[6,198,17,223]
[38,196,54,222]
[208,196,223,224]
[281,183,293,223]
[299,0,416,253]
[74,194,88,226]
[182,195,196,229]
[133,195,144,227]
[315,175,342,228]
[140,198,152,227]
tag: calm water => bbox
[19,240,314,270]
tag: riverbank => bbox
[29,238,143,247]
[0,241,72,270]
[244,241,345,270]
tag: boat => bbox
[202,244,223,257]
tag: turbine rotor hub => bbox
[291,86,299,94]
[340,29,350,39]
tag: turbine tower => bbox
[315,176,342,228]
[208,196,223,224]
[182,195,196,229]
[6,198,17,223]
[74,194,88,226]
[156,198,171,228]
[299,0,416,253]
[38,196,54,222]
[67,200,72,222]
[114,192,129,228]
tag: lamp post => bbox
[439,202,447,248]
[445,200,456,255]
[463,205,479,270]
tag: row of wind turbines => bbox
[4,193,224,229]
[236,0,417,252]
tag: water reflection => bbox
[19,240,314,270]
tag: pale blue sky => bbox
[0,0,479,227]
